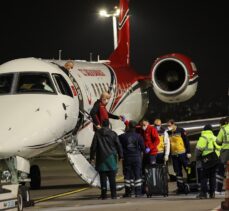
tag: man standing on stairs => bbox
[90,91,124,130]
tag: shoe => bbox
[135,194,142,198]
[111,196,117,199]
[196,192,207,199]
[175,189,184,195]
[215,191,225,195]
[122,193,131,198]
[98,195,107,200]
[209,192,215,199]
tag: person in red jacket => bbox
[140,119,160,165]
[90,91,123,130]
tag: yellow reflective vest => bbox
[170,134,186,155]
[168,127,188,155]
[157,133,165,153]
[196,130,220,156]
[217,124,229,150]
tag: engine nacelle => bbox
[151,53,198,103]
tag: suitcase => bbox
[187,161,197,183]
[186,161,201,192]
[144,164,168,197]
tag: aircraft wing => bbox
[113,117,223,137]
[163,117,223,136]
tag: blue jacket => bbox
[119,130,145,158]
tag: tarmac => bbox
[24,158,225,211]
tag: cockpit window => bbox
[52,74,73,97]
[16,72,55,94]
[0,73,14,94]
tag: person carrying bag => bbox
[195,124,219,199]
[201,136,219,170]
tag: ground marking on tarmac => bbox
[34,176,124,204]
[211,206,220,211]
[34,187,90,203]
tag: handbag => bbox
[201,136,219,169]
[201,151,219,169]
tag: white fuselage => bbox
[0,58,148,160]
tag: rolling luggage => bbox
[187,161,197,183]
[186,161,201,192]
[144,164,168,197]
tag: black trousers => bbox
[201,165,217,194]
[156,153,165,164]
[99,171,116,198]
[123,157,142,195]
[171,154,188,191]
[216,161,225,192]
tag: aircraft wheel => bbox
[30,165,41,189]
[20,185,31,206]
[17,190,23,211]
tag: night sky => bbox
[0,0,228,118]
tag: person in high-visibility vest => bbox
[195,124,219,199]
[216,116,229,195]
[167,119,191,194]
[216,116,229,163]
[154,119,170,164]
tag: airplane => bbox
[0,0,217,208]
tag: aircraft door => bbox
[52,74,79,134]
[68,74,84,134]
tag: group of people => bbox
[89,91,229,200]
[59,61,228,200]
[195,116,229,199]
[60,62,228,200]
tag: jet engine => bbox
[151,53,198,103]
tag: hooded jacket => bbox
[119,130,145,158]
[90,127,123,171]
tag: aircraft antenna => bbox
[58,49,62,60]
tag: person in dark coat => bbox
[119,120,145,197]
[90,121,123,199]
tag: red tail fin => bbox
[109,0,130,67]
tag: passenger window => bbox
[95,83,100,95]
[91,84,97,97]
[17,72,55,94]
[102,83,107,92]
[0,73,14,94]
[99,83,103,93]
[106,83,109,91]
[53,74,73,97]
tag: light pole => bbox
[99,7,120,50]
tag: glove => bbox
[187,153,192,159]
[145,147,150,154]
[164,155,169,162]
[120,115,126,122]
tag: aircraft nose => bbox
[0,95,76,158]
